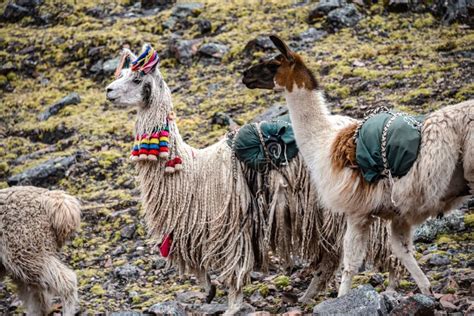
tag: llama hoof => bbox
[205,284,216,303]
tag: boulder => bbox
[197,19,212,34]
[327,3,363,29]
[169,37,202,64]
[148,301,187,316]
[7,154,78,187]
[2,3,30,22]
[103,57,121,76]
[171,3,203,19]
[141,0,174,9]
[37,92,81,121]
[414,209,465,243]
[313,285,388,315]
[429,254,451,266]
[120,224,136,240]
[387,0,411,12]
[389,294,437,316]
[114,264,142,281]
[211,112,236,128]
[243,36,275,56]
[199,43,229,59]
[308,0,346,23]
[297,28,328,43]
[251,104,288,123]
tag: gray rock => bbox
[7,154,78,187]
[120,224,136,239]
[198,19,212,34]
[176,291,206,303]
[90,60,104,74]
[211,112,235,127]
[162,16,177,30]
[141,0,173,9]
[243,36,275,56]
[103,57,121,76]
[16,0,43,8]
[192,303,228,315]
[429,254,450,266]
[313,285,388,315]
[251,104,288,123]
[389,294,437,316]
[199,43,229,59]
[387,0,411,12]
[114,264,142,281]
[369,273,385,287]
[155,258,167,269]
[298,28,328,43]
[37,92,81,121]
[110,312,142,316]
[308,0,346,22]
[171,3,203,19]
[327,4,363,29]
[414,209,465,243]
[148,301,187,316]
[169,37,202,64]
[2,3,30,22]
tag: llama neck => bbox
[134,80,191,157]
[284,89,335,153]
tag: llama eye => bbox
[132,77,142,85]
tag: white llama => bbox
[106,44,399,312]
[242,35,473,297]
[0,186,81,315]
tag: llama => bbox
[242,35,474,297]
[106,43,398,312]
[0,186,81,315]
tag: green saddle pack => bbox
[227,115,299,172]
[356,112,425,183]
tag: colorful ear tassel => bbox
[148,132,159,161]
[174,157,183,171]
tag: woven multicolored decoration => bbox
[129,121,183,174]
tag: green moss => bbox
[399,280,416,289]
[436,235,453,244]
[273,275,290,289]
[90,284,106,296]
[464,213,474,228]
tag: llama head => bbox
[242,35,318,92]
[106,44,164,108]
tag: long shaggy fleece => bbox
[0,186,80,316]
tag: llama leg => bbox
[300,253,339,303]
[41,257,78,316]
[386,258,400,292]
[0,263,6,280]
[224,285,244,316]
[390,219,431,295]
[198,270,216,303]
[338,218,370,297]
[16,282,52,316]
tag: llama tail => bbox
[41,191,81,246]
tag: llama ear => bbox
[270,35,294,63]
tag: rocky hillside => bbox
[0,0,473,314]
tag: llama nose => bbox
[106,88,113,94]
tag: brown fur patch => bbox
[274,53,319,92]
[331,123,359,171]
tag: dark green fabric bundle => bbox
[356,112,424,183]
[228,115,299,172]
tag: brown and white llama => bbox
[106,43,398,311]
[0,186,81,315]
[242,35,474,297]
